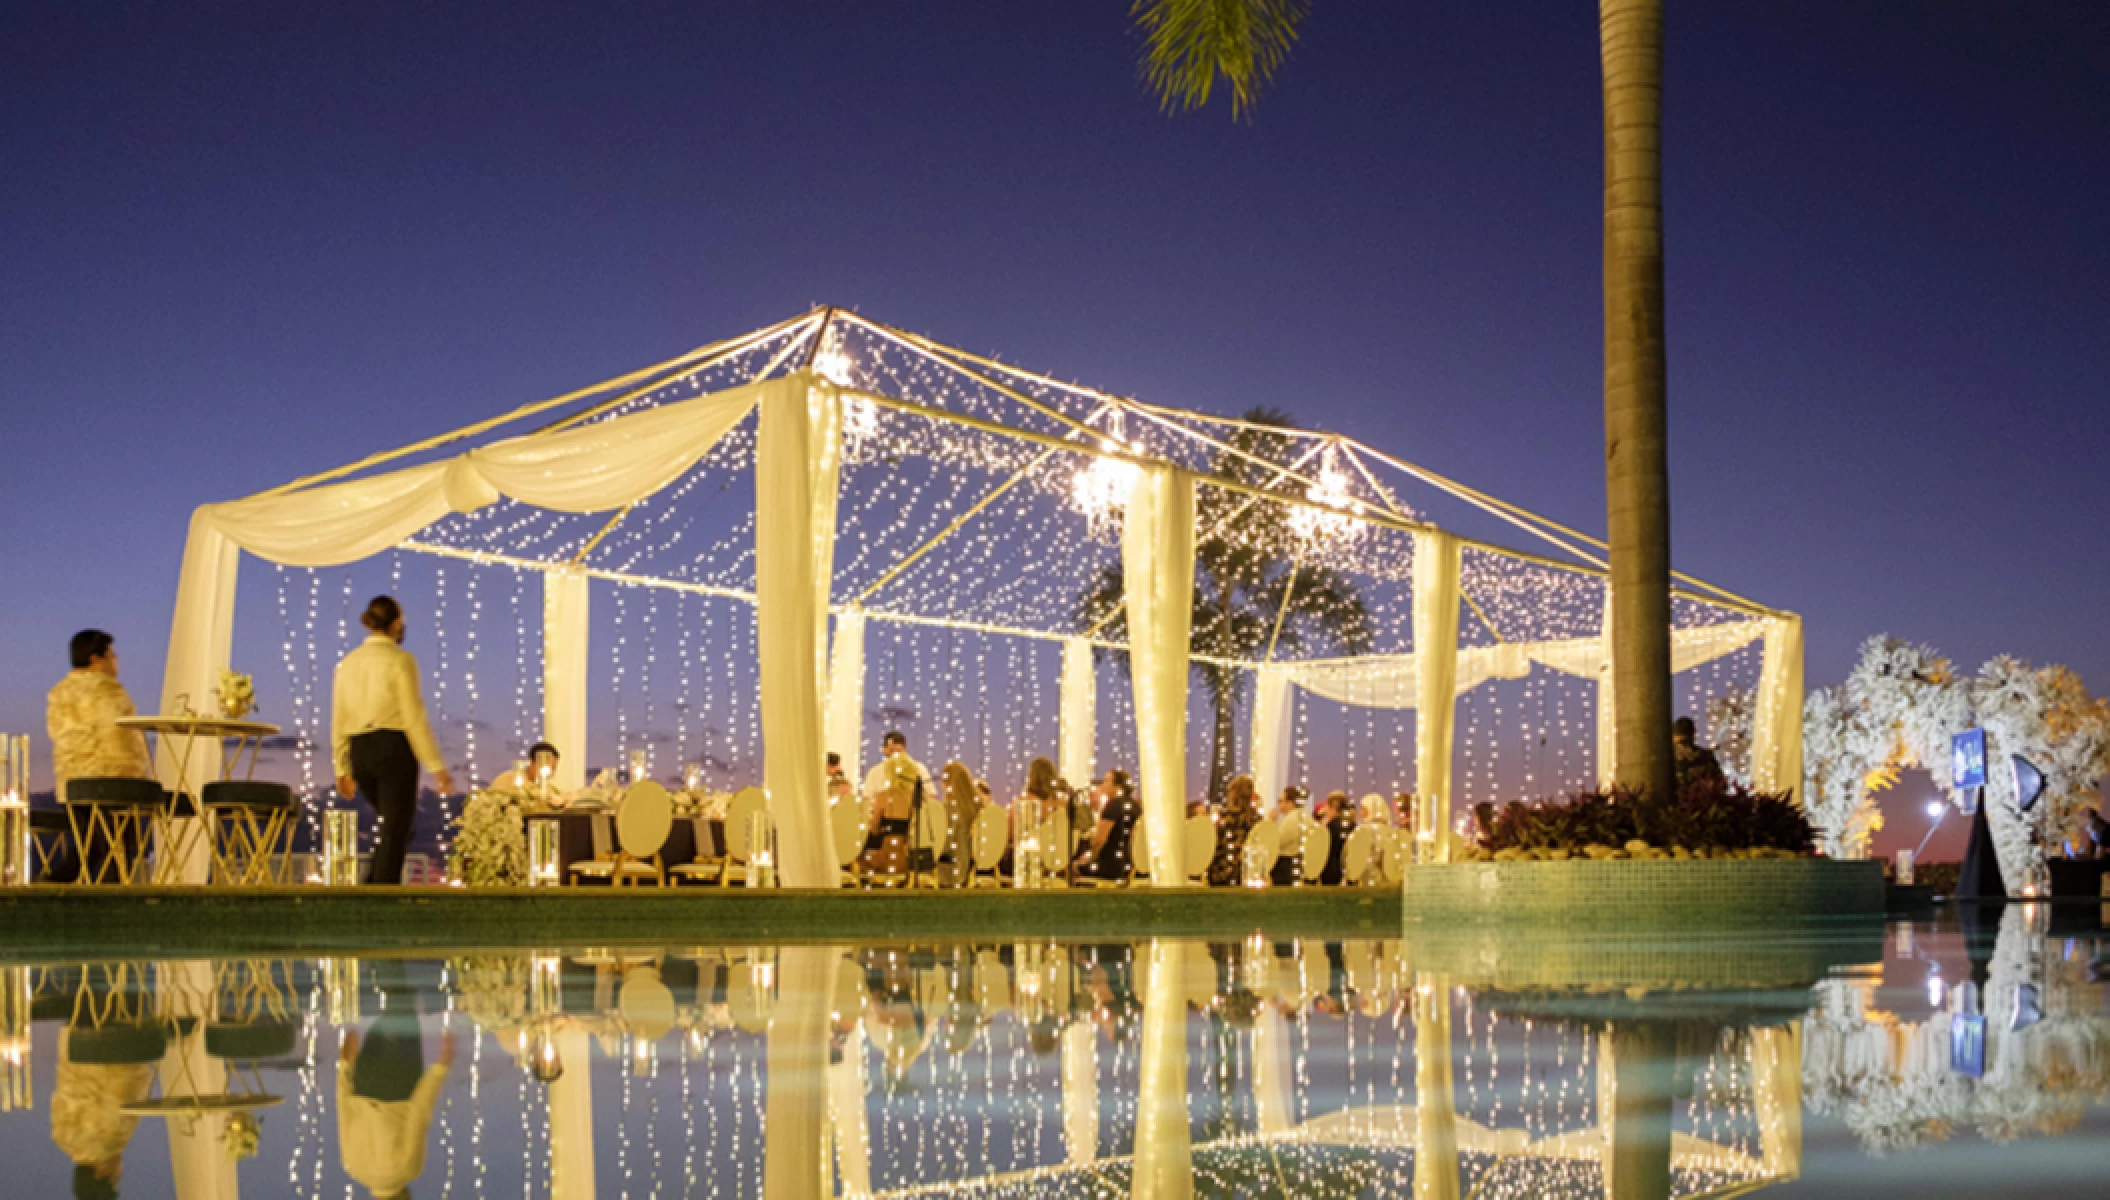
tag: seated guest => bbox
[1075,769,1140,881]
[496,742,562,794]
[1318,791,1356,886]
[48,630,155,881]
[47,630,152,798]
[936,761,981,886]
[1269,786,1307,886]
[1206,775,1261,886]
[1392,791,1417,829]
[1013,757,1067,880]
[860,733,931,877]
[826,752,853,803]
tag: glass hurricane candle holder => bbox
[323,809,361,887]
[528,820,562,887]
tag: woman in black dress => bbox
[1075,769,1140,881]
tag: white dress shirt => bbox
[332,634,446,777]
[337,1061,449,1196]
[862,752,931,812]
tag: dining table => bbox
[525,808,727,884]
[114,713,281,884]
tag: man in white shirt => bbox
[332,596,451,885]
[861,731,931,827]
[337,962,455,1198]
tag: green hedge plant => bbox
[1466,781,1817,862]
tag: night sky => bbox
[4,3,2106,856]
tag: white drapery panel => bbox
[1252,1003,1295,1137]
[1134,940,1194,1200]
[1249,665,1294,809]
[827,1022,872,1196]
[824,607,867,791]
[196,376,768,568]
[542,569,590,791]
[548,1027,597,1200]
[763,947,839,1200]
[1413,531,1463,860]
[158,509,240,883]
[1061,1020,1099,1165]
[1122,467,1195,887]
[755,377,842,890]
[158,960,236,1200]
[1058,636,1096,790]
[1752,615,1805,797]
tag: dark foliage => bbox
[1471,780,1816,856]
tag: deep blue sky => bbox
[3,2,2106,822]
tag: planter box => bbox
[1404,857,1884,927]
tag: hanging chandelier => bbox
[1072,440,1141,538]
[1289,461,1364,550]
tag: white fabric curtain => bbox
[158,960,236,1200]
[1413,531,1462,860]
[1058,637,1096,791]
[824,607,867,792]
[1061,1020,1099,1165]
[1752,615,1805,797]
[1122,467,1195,886]
[1251,1003,1295,1137]
[1134,940,1194,1199]
[826,1014,872,1195]
[763,948,838,1200]
[547,1028,597,1200]
[1249,665,1294,809]
[158,510,240,882]
[755,375,842,890]
[542,569,590,791]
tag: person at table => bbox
[338,961,456,1199]
[47,630,154,882]
[332,596,452,886]
[861,731,931,841]
[1012,757,1064,874]
[1205,774,1261,887]
[1672,716,1726,793]
[826,752,854,804]
[1074,769,1140,881]
[1268,786,1307,886]
[1318,790,1356,886]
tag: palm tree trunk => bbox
[1601,0,1675,800]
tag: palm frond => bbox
[1132,0,1309,119]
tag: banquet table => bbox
[526,810,726,883]
[114,714,280,883]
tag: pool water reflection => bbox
[0,908,2104,1198]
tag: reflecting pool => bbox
[1,908,2105,1198]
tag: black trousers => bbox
[349,730,419,885]
[355,961,425,1102]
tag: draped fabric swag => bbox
[755,379,843,890]
[1120,467,1196,887]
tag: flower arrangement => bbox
[448,788,528,886]
[215,669,257,720]
[221,1111,261,1161]
[448,953,533,1030]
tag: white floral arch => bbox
[1784,636,2110,889]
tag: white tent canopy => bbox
[162,308,1800,884]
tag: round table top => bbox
[116,715,281,738]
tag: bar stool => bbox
[28,809,69,880]
[199,781,298,886]
[63,778,166,884]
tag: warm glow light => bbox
[1924,801,1945,819]
[1071,443,1141,536]
[1288,464,1363,549]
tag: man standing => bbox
[333,597,451,885]
[47,630,151,801]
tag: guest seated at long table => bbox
[1074,769,1139,882]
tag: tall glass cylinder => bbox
[323,809,361,887]
[528,820,562,887]
[745,810,774,888]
